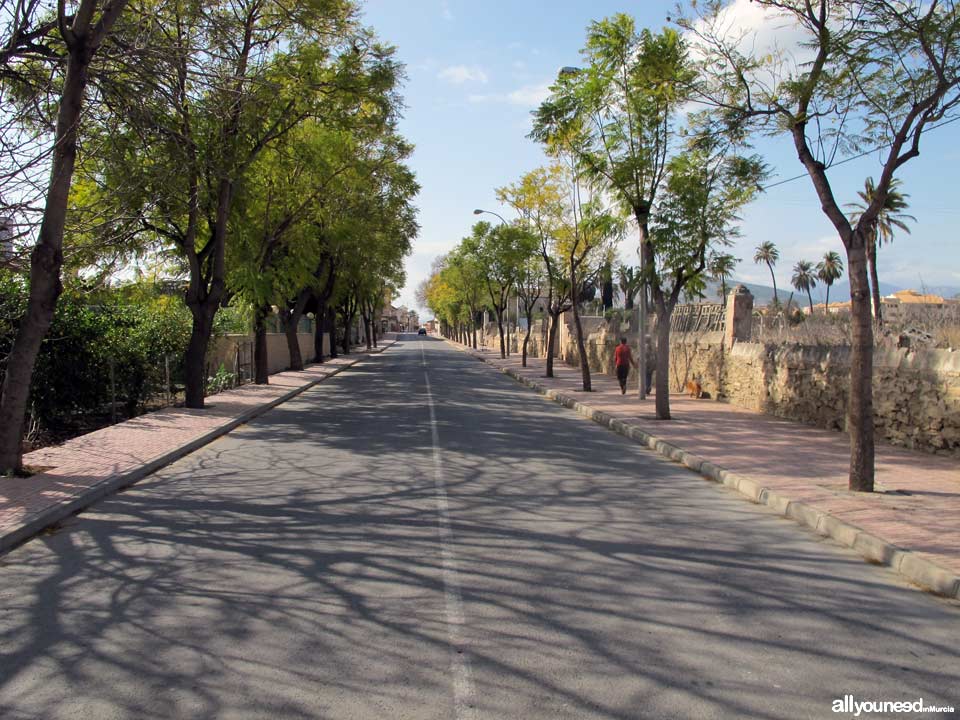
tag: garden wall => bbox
[208,332,329,377]
[478,312,960,457]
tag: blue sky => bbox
[360,0,960,314]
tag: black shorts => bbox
[616,364,630,382]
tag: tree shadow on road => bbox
[0,342,957,719]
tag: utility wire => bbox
[759,115,960,191]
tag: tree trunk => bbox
[362,311,372,349]
[254,304,270,384]
[283,290,311,370]
[637,216,652,400]
[341,312,351,354]
[768,264,779,306]
[314,301,326,363]
[504,307,510,357]
[846,241,875,492]
[496,311,506,359]
[372,320,378,348]
[807,289,814,314]
[867,234,883,325]
[571,291,591,392]
[522,320,532,368]
[327,306,338,359]
[183,306,215,407]
[546,311,561,378]
[284,320,302,371]
[654,300,673,420]
[0,26,92,473]
[825,284,831,312]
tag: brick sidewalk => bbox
[0,341,394,553]
[455,341,960,599]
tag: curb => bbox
[450,341,960,600]
[2,345,393,556]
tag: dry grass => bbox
[935,325,960,350]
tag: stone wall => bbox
[661,334,960,457]
[476,310,960,457]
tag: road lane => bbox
[0,335,956,719]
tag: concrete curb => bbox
[2,345,394,555]
[451,341,960,600]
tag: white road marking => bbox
[420,341,476,719]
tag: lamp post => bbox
[472,209,514,356]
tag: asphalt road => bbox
[0,336,957,719]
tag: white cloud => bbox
[507,82,551,106]
[686,0,813,79]
[782,235,842,264]
[469,81,552,108]
[440,0,453,21]
[438,64,488,85]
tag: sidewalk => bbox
[0,340,395,554]
[453,341,960,599]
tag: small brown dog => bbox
[685,379,703,399]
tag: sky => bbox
[360,0,960,315]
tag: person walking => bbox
[614,337,637,395]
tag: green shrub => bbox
[0,274,195,432]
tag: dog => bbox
[685,379,703,399]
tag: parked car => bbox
[417,327,427,335]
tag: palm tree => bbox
[816,251,844,312]
[616,265,642,310]
[847,177,915,324]
[753,241,780,307]
[709,253,739,300]
[791,260,817,313]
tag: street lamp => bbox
[473,208,508,226]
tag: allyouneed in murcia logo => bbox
[832,695,956,716]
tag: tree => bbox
[463,222,535,360]
[753,241,780,307]
[531,97,622,392]
[599,260,614,311]
[709,253,739,300]
[847,177,915,324]
[230,124,358,383]
[683,0,960,491]
[791,261,817,314]
[515,255,545,367]
[648,129,766,418]
[533,18,696,400]
[497,165,572,378]
[0,0,130,474]
[446,248,487,349]
[91,0,381,408]
[616,265,642,310]
[816,251,845,311]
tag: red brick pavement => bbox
[459,343,960,584]
[0,342,393,551]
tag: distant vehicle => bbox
[417,327,427,335]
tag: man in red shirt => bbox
[614,337,637,395]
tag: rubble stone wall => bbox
[477,317,960,457]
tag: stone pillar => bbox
[725,284,754,347]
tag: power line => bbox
[759,115,960,191]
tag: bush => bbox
[0,273,194,434]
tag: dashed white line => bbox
[421,341,476,719]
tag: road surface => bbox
[0,336,957,719]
